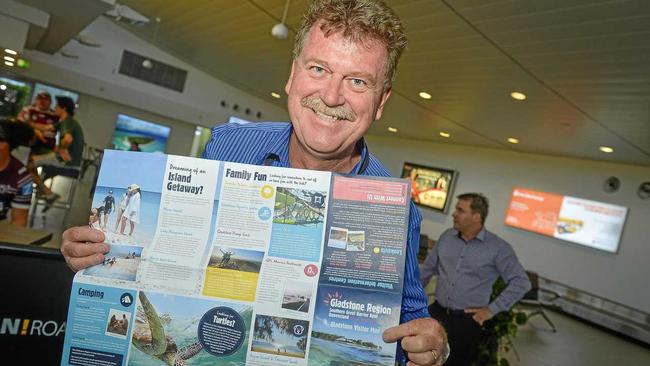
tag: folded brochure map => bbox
[62,150,411,366]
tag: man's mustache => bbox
[301,97,356,121]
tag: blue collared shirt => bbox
[203,122,430,362]
[420,227,531,314]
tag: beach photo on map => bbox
[82,244,143,281]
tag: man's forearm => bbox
[60,133,73,149]
[488,275,532,314]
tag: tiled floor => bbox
[503,309,650,365]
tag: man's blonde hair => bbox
[292,0,407,86]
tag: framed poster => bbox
[401,162,457,213]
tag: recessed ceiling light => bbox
[4,61,14,67]
[271,92,281,99]
[4,48,17,55]
[419,91,432,100]
[507,137,519,144]
[510,91,527,101]
[0,84,6,90]
[599,146,614,153]
[439,132,450,138]
[3,56,15,62]
[387,127,398,133]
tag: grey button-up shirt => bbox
[420,227,531,314]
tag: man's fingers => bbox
[406,362,424,366]
[408,351,440,365]
[61,226,108,272]
[67,253,105,272]
[383,320,416,343]
[63,226,105,243]
[471,313,483,325]
[400,334,436,353]
[64,242,108,259]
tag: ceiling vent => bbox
[118,50,187,92]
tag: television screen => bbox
[504,187,628,253]
[111,114,171,153]
[32,82,79,104]
[401,162,456,213]
[0,76,32,118]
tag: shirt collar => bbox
[257,123,370,175]
[453,227,487,243]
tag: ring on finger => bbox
[431,349,439,362]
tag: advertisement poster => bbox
[61,150,411,366]
[504,187,628,253]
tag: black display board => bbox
[0,244,74,365]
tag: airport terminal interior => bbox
[1,0,649,365]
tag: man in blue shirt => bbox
[421,193,531,366]
[62,1,448,364]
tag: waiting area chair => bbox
[518,270,561,332]
[29,166,81,229]
[79,144,104,197]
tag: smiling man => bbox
[61,1,448,364]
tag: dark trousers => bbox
[41,164,80,181]
[428,302,483,366]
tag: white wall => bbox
[367,135,650,313]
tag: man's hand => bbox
[383,317,447,366]
[58,148,72,162]
[464,306,493,326]
[60,226,109,271]
[34,129,47,142]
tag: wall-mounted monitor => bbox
[111,114,171,153]
[401,162,456,213]
[0,76,32,118]
[504,187,628,253]
[32,82,79,104]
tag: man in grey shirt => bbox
[420,193,531,366]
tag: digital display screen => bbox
[401,162,456,213]
[111,114,171,153]
[505,187,628,253]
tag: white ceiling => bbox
[6,0,112,53]
[52,1,650,166]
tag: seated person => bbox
[0,119,35,226]
[18,92,59,201]
[31,96,85,209]
[17,91,59,155]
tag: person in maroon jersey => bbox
[17,91,62,203]
[0,119,35,226]
[17,91,59,154]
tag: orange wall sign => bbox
[504,187,627,253]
